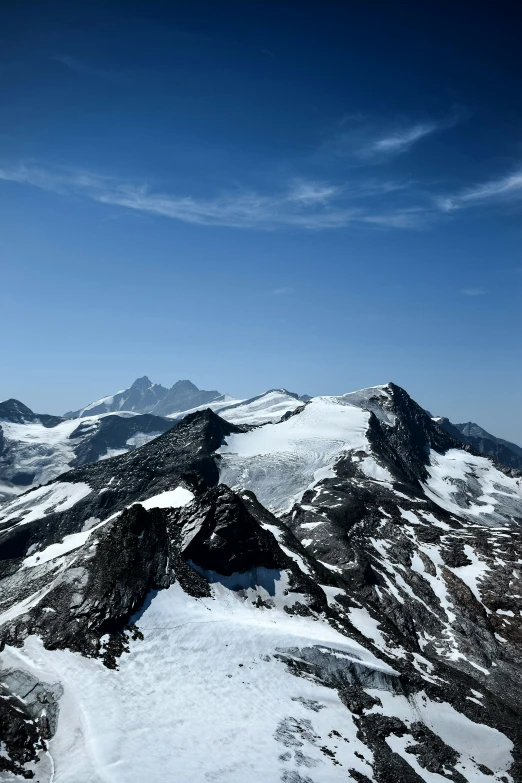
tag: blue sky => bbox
[1,1,521,440]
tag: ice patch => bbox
[22,529,96,569]
[0,482,92,529]
[137,487,195,510]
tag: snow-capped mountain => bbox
[434,416,522,472]
[0,399,173,501]
[65,376,224,418]
[167,388,307,426]
[0,382,521,781]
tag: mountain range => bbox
[1,378,520,505]
[0,379,521,781]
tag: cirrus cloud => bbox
[0,162,430,231]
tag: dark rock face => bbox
[179,486,289,575]
[0,409,243,564]
[0,690,44,778]
[0,503,168,656]
[172,485,332,615]
[364,383,462,485]
[0,668,63,778]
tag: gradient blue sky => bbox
[1,1,521,440]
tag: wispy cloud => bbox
[462,288,485,296]
[0,162,429,231]
[320,109,466,166]
[370,123,437,155]
[440,168,522,211]
[271,287,292,295]
[286,180,342,204]
[324,116,453,163]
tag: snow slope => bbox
[75,390,126,416]
[0,481,92,530]
[1,564,514,783]
[218,396,382,513]
[168,389,304,426]
[425,449,522,526]
[1,579,395,783]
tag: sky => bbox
[0,1,521,441]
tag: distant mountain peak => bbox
[0,398,36,423]
[170,379,200,393]
[130,376,155,391]
[435,416,522,472]
[65,377,224,419]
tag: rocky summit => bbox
[0,382,521,782]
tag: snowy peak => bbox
[339,382,396,424]
[65,377,223,418]
[151,379,222,417]
[130,375,155,391]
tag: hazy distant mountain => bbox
[434,416,522,472]
[65,376,224,418]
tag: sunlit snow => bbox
[218,396,370,513]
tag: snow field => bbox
[219,396,371,513]
[167,389,304,426]
[2,578,398,783]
